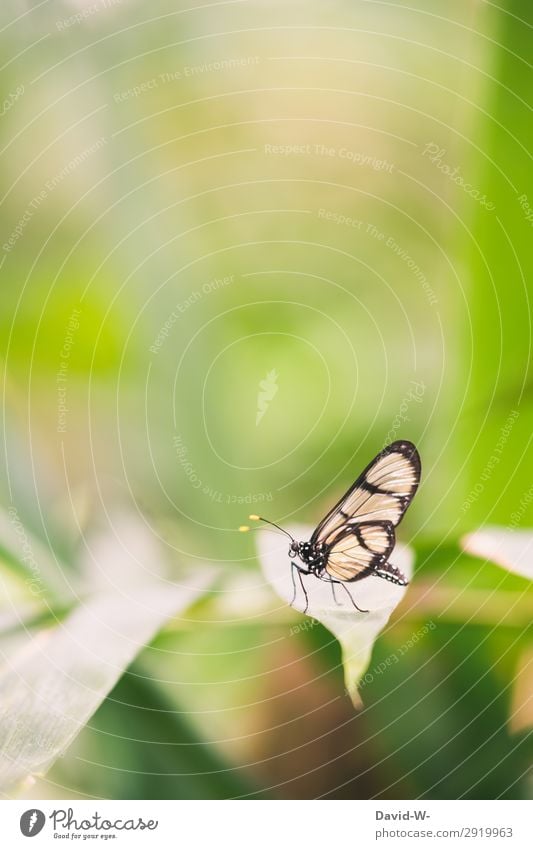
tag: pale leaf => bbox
[258,525,413,707]
[462,527,533,581]
[0,574,212,795]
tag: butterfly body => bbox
[289,540,328,576]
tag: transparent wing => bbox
[325,521,395,582]
[311,440,421,546]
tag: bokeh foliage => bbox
[0,0,532,799]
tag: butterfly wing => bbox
[311,440,421,546]
[325,521,395,582]
[311,440,420,584]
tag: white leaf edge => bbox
[462,527,533,581]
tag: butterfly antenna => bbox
[240,514,296,543]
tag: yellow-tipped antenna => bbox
[238,525,250,533]
[243,514,295,542]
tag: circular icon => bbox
[20,810,45,837]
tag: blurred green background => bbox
[1,0,532,799]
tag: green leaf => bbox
[457,0,533,531]
[0,574,213,795]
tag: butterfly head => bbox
[293,540,327,574]
[242,516,327,573]
[288,540,313,561]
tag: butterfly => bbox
[242,440,421,613]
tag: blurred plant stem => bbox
[157,585,533,631]
[394,584,533,628]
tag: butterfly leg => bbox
[330,581,342,606]
[290,561,298,607]
[340,582,369,614]
[298,569,309,615]
[290,562,310,614]
[318,575,344,607]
